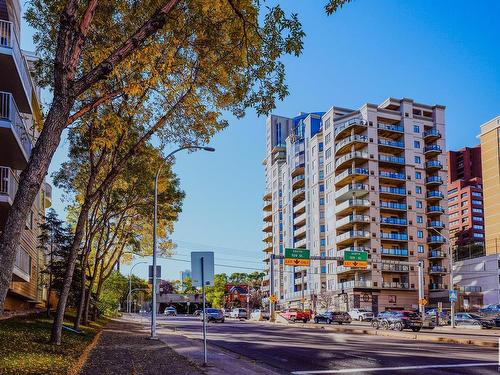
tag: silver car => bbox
[348,308,374,321]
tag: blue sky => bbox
[21,0,500,281]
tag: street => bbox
[154,315,498,374]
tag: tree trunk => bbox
[74,252,89,330]
[0,97,73,314]
[82,275,95,326]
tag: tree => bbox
[205,274,228,308]
[317,290,334,312]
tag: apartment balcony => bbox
[263,191,272,201]
[336,247,369,259]
[263,243,273,253]
[382,281,410,290]
[380,247,409,257]
[334,167,368,186]
[429,283,446,291]
[425,160,443,170]
[12,247,31,282]
[292,187,306,203]
[334,117,367,139]
[379,186,406,198]
[380,217,407,227]
[263,199,272,212]
[262,221,273,233]
[424,144,442,156]
[429,265,447,275]
[380,232,408,241]
[380,201,407,212]
[295,237,307,248]
[337,264,372,274]
[294,225,307,239]
[0,20,35,114]
[334,134,368,154]
[0,166,18,210]
[336,230,370,246]
[381,263,410,273]
[377,123,404,134]
[43,182,52,209]
[426,205,444,215]
[0,92,32,168]
[293,199,306,214]
[263,233,273,243]
[426,190,444,201]
[292,174,305,189]
[425,176,443,187]
[335,198,370,215]
[293,211,306,226]
[458,286,482,293]
[429,250,446,259]
[427,220,445,230]
[336,214,370,230]
[333,280,373,292]
[379,155,405,165]
[334,150,369,170]
[291,162,305,177]
[335,183,369,201]
[379,171,406,182]
[423,128,441,141]
[263,210,272,222]
[427,235,446,244]
[378,138,405,151]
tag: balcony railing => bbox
[426,160,442,169]
[426,191,444,199]
[381,263,410,272]
[426,176,443,184]
[458,286,481,293]
[428,235,446,244]
[378,123,404,132]
[381,248,408,256]
[424,144,442,153]
[336,230,370,243]
[335,151,369,168]
[427,206,444,214]
[379,186,406,195]
[428,221,444,228]
[337,214,370,227]
[380,201,407,210]
[380,217,407,225]
[381,232,408,241]
[424,128,441,138]
[378,139,405,148]
[334,280,372,291]
[379,155,405,164]
[429,250,446,258]
[0,20,35,109]
[335,135,368,152]
[334,117,367,137]
[382,281,409,289]
[429,283,445,291]
[429,265,447,273]
[292,174,305,185]
[0,92,32,159]
[292,187,306,198]
[335,183,368,199]
[0,166,18,200]
[335,198,370,214]
[380,171,406,180]
[334,168,369,184]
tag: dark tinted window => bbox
[206,309,219,313]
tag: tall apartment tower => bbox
[447,146,484,248]
[479,116,500,254]
[262,98,450,313]
[1,0,52,311]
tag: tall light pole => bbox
[151,145,215,340]
[128,261,147,313]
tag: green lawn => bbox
[0,315,106,375]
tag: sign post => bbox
[284,248,310,266]
[449,290,457,328]
[191,252,214,366]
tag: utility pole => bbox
[270,254,275,322]
[301,270,305,310]
[417,260,424,322]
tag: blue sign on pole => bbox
[449,290,458,302]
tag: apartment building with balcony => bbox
[263,98,450,313]
[447,146,484,248]
[1,0,51,311]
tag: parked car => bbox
[348,309,374,321]
[203,308,225,323]
[223,309,231,318]
[250,309,270,320]
[455,313,495,329]
[314,311,351,325]
[281,308,311,323]
[163,307,177,316]
[371,311,394,329]
[479,304,500,315]
[386,311,423,332]
[139,309,146,314]
[230,308,248,319]
[193,309,202,316]
[425,308,449,325]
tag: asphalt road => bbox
[156,315,499,375]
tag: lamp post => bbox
[151,145,215,340]
[128,261,147,313]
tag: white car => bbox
[230,308,248,319]
[348,309,374,321]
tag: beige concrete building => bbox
[262,98,451,314]
[1,0,52,311]
[479,116,500,255]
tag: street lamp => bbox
[151,145,215,340]
[128,261,147,313]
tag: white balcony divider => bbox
[0,166,18,198]
[0,92,32,158]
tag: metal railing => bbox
[379,155,405,164]
[335,134,368,152]
[380,201,407,210]
[0,92,32,158]
[378,123,404,132]
[380,171,406,180]
[334,118,367,137]
[381,263,410,272]
[336,230,370,242]
[0,166,18,199]
[335,199,370,213]
[334,280,372,291]
[426,160,442,169]
[337,214,370,227]
[426,190,444,199]
[382,281,409,289]
[335,151,369,168]
[379,186,406,195]
[380,217,407,225]
[426,176,443,184]
[381,247,408,256]
[424,144,441,153]
[424,128,440,138]
[378,139,404,148]
[429,265,447,273]
[335,183,368,199]
[334,168,369,183]
[0,21,35,108]
[428,221,444,228]
[380,232,408,241]
[428,235,446,243]
[429,250,446,258]
[427,206,444,213]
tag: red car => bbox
[281,308,311,323]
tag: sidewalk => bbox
[79,318,203,375]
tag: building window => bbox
[416,201,423,208]
[473,208,483,213]
[388,295,397,303]
[320,239,326,246]
[417,230,423,238]
[319,170,324,179]
[462,209,469,214]
[415,172,421,179]
[448,196,458,202]
[461,201,467,207]
[325,147,332,159]
[416,215,423,223]
[416,186,422,194]
[325,133,331,144]
[472,191,482,197]
[473,224,484,230]
[473,233,484,238]
[449,204,459,210]
[413,125,420,133]
[417,245,424,253]
[320,225,325,233]
[414,156,421,164]
[472,200,482,205]
[319,198,325,205]
[319,142,324,151]
[461,192,468,198]
[473,216,483,222]
[414,140,420,148]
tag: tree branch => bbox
[67,89,123,125]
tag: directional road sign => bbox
[284,248,310,266]
[344,251,368,261]
[449,290,458,302]
[343,260,368,268]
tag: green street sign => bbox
[285,248,310,260]
[344,251,368,262]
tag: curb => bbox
[69,330,103,375]
[251,320,498,348]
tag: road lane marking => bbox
[291,362,498,374]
